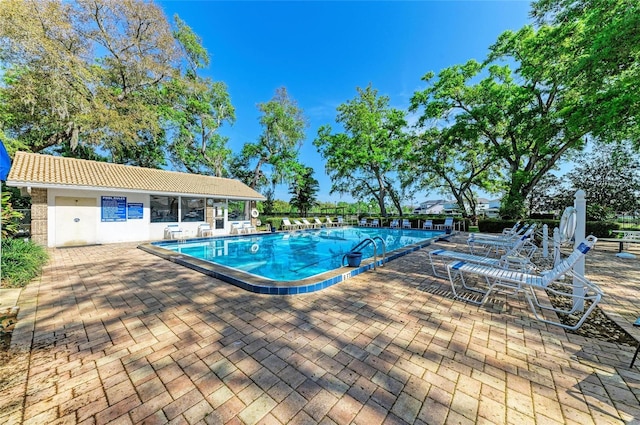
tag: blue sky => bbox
[158,1,533,205]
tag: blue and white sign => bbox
[127,203,144,219]
[101,196,127,222]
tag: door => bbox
[55,197,97,247]
[212,202,227,234]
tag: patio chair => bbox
[230,222,244,234]
[302,218,316,229]
[390,219,400,229]
[468,224,537,257]
[282,217,297,231]
[428,236,537,278]
[446,235,602,330]
[198,223,213,237]
[314,217,324,227]
[242,222,256,234]
[443,217,454,233]
[293,219,305,229]
[468,222,531,243]
[165,224,183,239]
[325,216,339,227]
[423,220,433,230]
[337,216,344,226]
[359,218,368,226]
[370,219,380,227]
[402,219,411,229]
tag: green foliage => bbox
[314,84,409,217]
[1,191,23,238]
[586,221,620,238]
[528,142,640,219]
[260,187,275,216]
[1,238,48,288]
[411,21,593,220]
[566,142,640,216]
[239,87,307,190]
[289,166,319,216]
[0,1,234,176]
[532,0,640,145]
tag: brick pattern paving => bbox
[1,235,640,424]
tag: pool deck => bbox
[1,233,640,424]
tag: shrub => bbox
[1,238,48,288]
[1,191,23,238]
[586,221,620,238]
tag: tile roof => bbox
[7,151,265,200]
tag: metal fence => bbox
[15,208,31,237]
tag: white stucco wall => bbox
[47,188,152,247]
[45,188,221,247]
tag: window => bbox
[150,196,179,223]
[228,200,246,220]
[181,197,205,222]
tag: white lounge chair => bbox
[442,217,454,233]
[325,216,338,227]
[428,236,536,278]
[468,222,531,243]
[230,222,244,234]
[402,219,411,229]
[423,220,433,230]
[390,219,400,229]
[359,218,368,226]
[282,217,297,231]
[446,235,602,330]
[370,219,380,227]
[293,219,305,229]
[302,218,316,229]
[165,224,183,239]
[468,225,537,257]
[314,217,324,227]
[242,222,256,234]
[198,223,213,237]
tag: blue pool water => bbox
[152,227,444,282]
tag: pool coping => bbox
[138,229,452,295]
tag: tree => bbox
[566,142,640,219]
[240,87,307,191]
[525,173,568,216]
[314,85,409,217]
[289,166,319,216]
[411,24,588,219]
[165,16,235,175]
[0,1,234,175]
[532,0,640,145]
[0,0,179,153]
[405,126,503,221]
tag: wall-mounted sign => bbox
[127,203,143,219]
[101,196,127,222]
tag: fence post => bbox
[573,190,586,311]
[553,227,561,267]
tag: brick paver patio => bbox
[1,234,640,424]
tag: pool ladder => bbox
[343,236,387,269]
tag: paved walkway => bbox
[1,234,640,424]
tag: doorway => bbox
[55,197,97,247]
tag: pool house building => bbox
[7,152,265,247]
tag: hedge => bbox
[477,218,620,238]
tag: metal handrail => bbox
[342,236,387,269]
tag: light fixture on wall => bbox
[207,198,214,206]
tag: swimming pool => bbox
[139,227,448,294]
